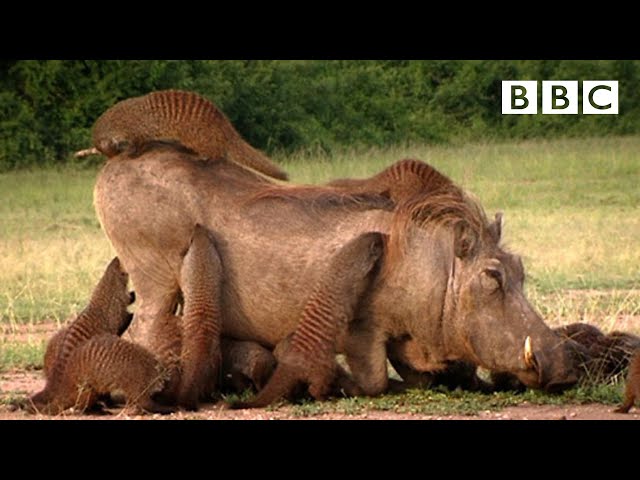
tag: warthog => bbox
[94,141,579,408]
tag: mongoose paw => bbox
[613,405,631,414]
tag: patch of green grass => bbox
[1,136,638,326]
[0,340,45,372]
[289,383,624,417]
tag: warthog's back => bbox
[94,148,393,348]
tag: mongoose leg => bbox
[177,224,223,410]
[145,313,182,404]
[614,387,635,413]
[232,232,384,409]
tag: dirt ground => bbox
[2,370,638,420]
[3,322,639,421]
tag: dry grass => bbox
[1,135,639,338]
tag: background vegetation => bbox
[2,60,640,171]
[1,136,638,328]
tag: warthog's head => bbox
[444,212,579,392]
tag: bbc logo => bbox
[502,81,618,115]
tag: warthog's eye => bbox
[481,267,503,292]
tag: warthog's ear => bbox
[453,221,478,259]
[488,212,503,244]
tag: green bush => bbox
[1,60,638,171]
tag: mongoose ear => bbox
[129,291,136,305]
[488,212,503,243]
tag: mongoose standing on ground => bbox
[29,258,172,415]
[615,351,640,413]
[92,90,288,181]
[36,258,132,387]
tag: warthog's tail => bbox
[92,90,289,181]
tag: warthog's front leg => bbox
[231,232,385,409]
[343,323,389,396]
[177,224,223,410]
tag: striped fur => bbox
[92,90,289,180]
[176,224,223,410]
[232,232,384,408]
[616,352,640,413]
[30,257,146,414]
[327,158,454,204]
[32,334,172,415]
[39,258,132,387]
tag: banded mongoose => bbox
[326,158,454,204]
[92,89,288,181]
[33,335,173,415]
[232,232,384,408]
[30,258,174,414]
[38,257,133,386]
[175,224,224,410]
[615,351,640,413]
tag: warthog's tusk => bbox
[524,336,535,368]
[74,147,100,158]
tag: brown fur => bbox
[491,323,640,391]
[34,258,131,395]
[174,224,223,409]
[556,323,640,379]
[387,337,491,392]
[95,148,579,405]
[92,90,288,180]
[31,335,173,415]
[232,232,384,408]
[221,339,277,392]
[615,351,640,413]
[327,158,454,204]
[29,258,173,414]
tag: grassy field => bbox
[1,135,639,383]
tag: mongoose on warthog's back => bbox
[326,158,452,204]
[92,90,288,181]
[615,351,640,413]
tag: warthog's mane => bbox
[387,188,490,265]
[248,185,395,212]
[249,161,491,265]
[132,141,490,263]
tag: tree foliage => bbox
[1,60,637,170]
